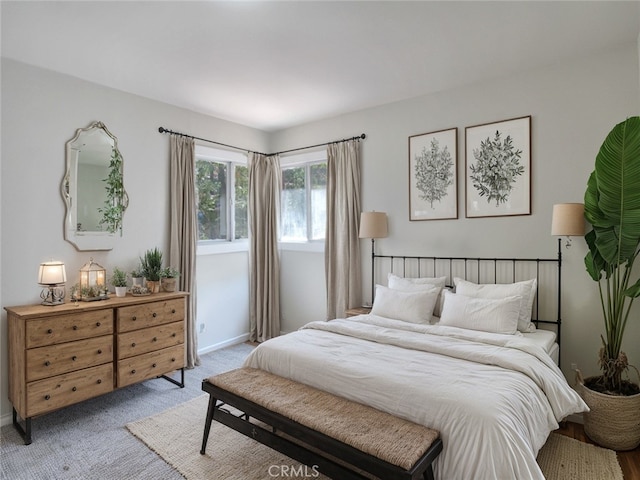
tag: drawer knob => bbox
[47,329,53,334]
[172,333,176,337]
[132,316,137,321]
[73,325,78,330]
[96,322,101,327]
[172,309,176,314]
[152,363,157,368]
[72,386,77,392]
[72,356,77,361]
[171,358,176,362]
[131,369,136,374]
[44,361,50,367]
[131,342,136,347]
[152,312,157,318]
[97,349,102,354]
[152,337,157,342]
[97,379,102,384]
[44,395,50,400]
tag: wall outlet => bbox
[570,363,578,371]
[199,323,206,333]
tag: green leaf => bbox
[584,117,640,265]
[623,277,640,298]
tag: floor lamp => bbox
[551,202,585,361]
[359,211,388,305]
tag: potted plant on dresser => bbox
[110,267,128,297]
[160,267,180,292]
[580,116,640,450]
[140,248,163,293]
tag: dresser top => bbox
[4,291,188,319]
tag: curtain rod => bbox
[158,126,366,156]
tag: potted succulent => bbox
[110,267,128,297]
[130,266,144,288]
[580,116,640,450]
[140,248,163,293]
[160,267,180,292]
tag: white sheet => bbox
[243,314,587,480]
[523,329,559,364]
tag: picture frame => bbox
[465,115,531,218]
[408,127,458,221]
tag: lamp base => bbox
[40,286,65,306]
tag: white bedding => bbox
[243,314,587,480]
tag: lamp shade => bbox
[359,211,388,239]
[551,203,585,236]
[38,261,67,286]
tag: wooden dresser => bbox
[5,292,188,444]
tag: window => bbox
[280,150,327,243]
[195,146,248,245]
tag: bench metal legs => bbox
[200,395,217,454]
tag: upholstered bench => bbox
[201,367,443,480]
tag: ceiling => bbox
[2,1,638,132]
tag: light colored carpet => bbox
[127,395,624,480]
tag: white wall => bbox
[272,43,640,384]
[0,59,267,422]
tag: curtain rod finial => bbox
[158,127,166,133]
[360,133,366,140]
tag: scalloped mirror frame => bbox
[61,121,128,251]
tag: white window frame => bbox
[195,144,249,256]
[279,149,327,253]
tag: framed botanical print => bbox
[465,116,531,218]
[408,127,458,221]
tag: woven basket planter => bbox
[576,371,640,451]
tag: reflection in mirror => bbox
[61,121,128,251]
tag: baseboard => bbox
[197,333,250,356]
[1,411,12,428]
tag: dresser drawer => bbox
[117,298,185,333]
[117,320,184,360]
[117,344,185,388]
[26,335,113,382]
[26,363,114,417]
[26,310,113,348]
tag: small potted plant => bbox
[160,267,180,292]
[110,267,128,297]
[130,266,144,288]
[140,248,163,293]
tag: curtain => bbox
[248,152,282,342]
[169,135,200,367]
[325,139,362,319]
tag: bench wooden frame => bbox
[201,371,443,480]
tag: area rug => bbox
[126,395,623,480]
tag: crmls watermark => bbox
[267,464,320,478]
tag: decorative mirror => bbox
[61,121,129,251]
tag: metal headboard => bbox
[372,240,564,364]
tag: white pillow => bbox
[438,291,521,334]
[388,274,447,316]
[453,277,537,332]
[371,284,440,324]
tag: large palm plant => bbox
[584,116,640,394]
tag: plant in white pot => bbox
[581,116,640,450]
[130,266,144,288]
[110,267,128,297]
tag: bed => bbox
[243,253,588,480]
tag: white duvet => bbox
[243,314,588,480]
